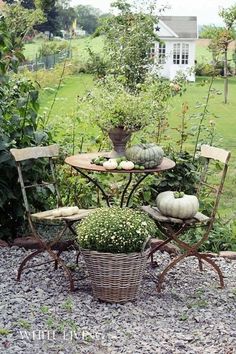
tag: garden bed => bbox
[0,247,235,354]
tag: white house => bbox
[152,16,198,81]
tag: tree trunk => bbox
[223,46,228,104]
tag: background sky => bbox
[70,0,236,25]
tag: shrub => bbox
[0,16,53,239]
[0,76,53,239]
[195,63,218,76]
[195,61,232,76]
[38,40,70,57]
[20,60,89,89]
[86,48,108,78]
[182,220,236,253]
[151,151,200,197]
[77,207,156,253]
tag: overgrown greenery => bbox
[0,15,52,239]
[38,40,70,57]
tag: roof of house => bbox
[159,16,198,39]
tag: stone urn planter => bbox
[108,127,132,157]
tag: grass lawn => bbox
[169,77,236,217]
[39,74,97,145]
[24,36,104,61]
[24,36,234,65]
[40,74,236,152]
[23,40,45,60]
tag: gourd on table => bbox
[156,191,199,219]
[125,143,164,168]
[119,161,135,170]
[103,159,118,170]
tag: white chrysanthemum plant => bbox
[77,207,156,254]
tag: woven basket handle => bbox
[141,236,151,254]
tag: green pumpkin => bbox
[125,143,164,168]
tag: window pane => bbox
[158,42,166,64]
[173,43,181,64]
[181,43,189,64]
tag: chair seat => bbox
[141,206,210,225]
[31,207,95,222]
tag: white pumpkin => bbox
[103,159,118,170]
[119,160,135,170]
[51,209,62,217]
[156,191,199,219]
[60,206,79,217]
[52,206,79,217]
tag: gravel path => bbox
[0,247,236,354]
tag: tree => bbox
[199,25,228,39]
[75,4,100,34]
[4,0,60,35]
[34,0,60,34]
[56,5,77,31]
[219,4,236,104]
[3,3,45,39]
[98,0,159,91]
[209,5,236,104]
[4,0,35,9]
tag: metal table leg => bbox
[75,168,111,207]
[126,173,150,207]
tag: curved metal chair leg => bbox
[198,258,203,271]
[156,253,189,292]
[54,256,75,292]
[76,250,80,265]
[17,248,75,291]
[156,251,224,293]
[54,250,63,270]
[198,254,224,288]
[17,249,44,281]
[150,252,157,268]
[148,238,172,268]
[44,247,75,292]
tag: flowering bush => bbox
[77,207,156,253]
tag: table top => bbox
[65,152,175,174]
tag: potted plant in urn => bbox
[83,76,183,156]
[76,207,156,303]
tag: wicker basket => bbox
[81,248,149,303]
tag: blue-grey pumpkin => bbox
[125,143,164,168]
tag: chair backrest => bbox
[198,144,231,220]
[10,145,61,214]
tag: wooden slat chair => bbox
[142,145,231,292]
[11,144,94,292]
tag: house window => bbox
[149,44,156,60]
[182,43,189,64]
[158,43,166,64]
[173,43,189,65]
[173,43,181,64]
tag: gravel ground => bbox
[0,246,236,354]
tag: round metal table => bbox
[65,152,175,207]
